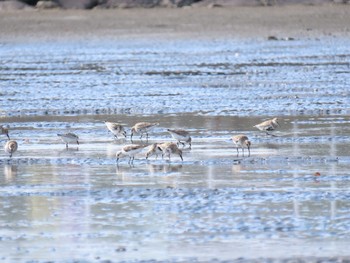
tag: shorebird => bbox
[145,143,164,160]
[116,144,148,164]
[1,125,10,140]
[158,142,183,162]
[167,129,192,149]
[254,118,280,135]
[57,133,79,148]
[4,140,18,158]
[104,121,126,139]
[130,122,159,141]
[232,135,251,157]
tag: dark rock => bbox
[101,0,161,8]
[17,0,39,5]
[193,0,338,7]
[267,35,279,41]
[0,0,39,6]
[53,0,99,9]
[100,0,199,8]
[170,0,201,7]
[192,0,267,7]
[36,0,59,8]
[0,0,33,10]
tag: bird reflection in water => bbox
[4,165,18,182]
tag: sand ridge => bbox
[0,5,350,42]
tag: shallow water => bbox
[1,37,350,262]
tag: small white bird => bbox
[232,135,251,157]
[116,144,148,164]
[145,143,164,160]
[4,140,18,158]
[158,142,183,162]
[57,133,79,148]
[254,118,280,135]
[1,125,10,140]
[167,129,192,149]
[130,122,159,141]
[104,121,126,139]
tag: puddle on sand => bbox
[1,38,350,261]
[1,114,350,261]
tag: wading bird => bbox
[232,134,251,157]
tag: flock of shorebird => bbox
[1,118,280,164]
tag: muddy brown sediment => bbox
[0,5,349,43]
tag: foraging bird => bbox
[167,129,192,149]
[1,125,10,140]
[116,144,148,164]
[145,143,164,160]
[4,140,18,158]
[57,133,79,148]
[232,135,251,157]
[158,142,183,162]
[254,118,280,135]
[104,121,126,139]
[130,122,159,141]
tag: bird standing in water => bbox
[1,125,10,140]
[167,128,192,149]
[232,134,251,157]
[116,144,148,164]
[158,142,183,162]
[57,133,79,148]
[130,122,159,141]
[4,140,18,158]
[104,121,127,139]
[254,118,280,136]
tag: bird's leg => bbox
[242,147,245,157]
[179,153,183,161]
[236,147,239,157]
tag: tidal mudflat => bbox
[1,9,350,261]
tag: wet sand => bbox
[1,4,350,263]
[0,4,350,42]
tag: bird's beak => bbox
[180,154,183,161]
